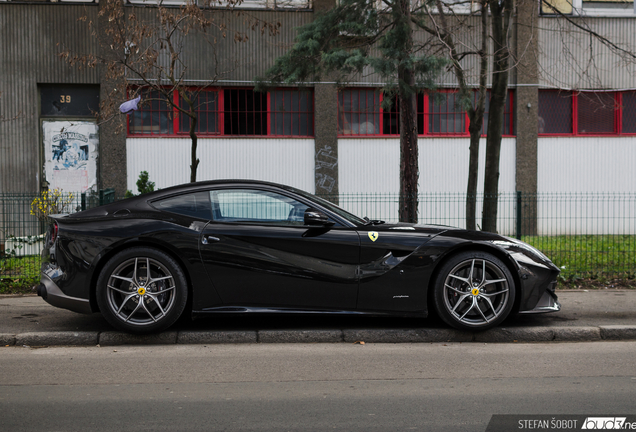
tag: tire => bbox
[96,247,188,334]
[433,251,515,331]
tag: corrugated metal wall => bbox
[0,5,309,195]
[126,137,315,192]
[538,17,636,90]
[128,8,313,84]
[351,15,516,88]
[338,137,517,230]
[0,5,99,193]
[538,136,636,192]
[338,137,516,194]
[537,136,636,234]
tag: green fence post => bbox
[516,191,522,240]
[81,193,86,211]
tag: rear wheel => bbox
[433,251,515,331]
[96,247,188,334]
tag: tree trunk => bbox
[466,120,481,230]
[189,112,199,183]
[465,0,489,231]
[398,0,419,223]
[481,0,512,233]
[399,73,419,223]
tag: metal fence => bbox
[0,190,115,288]
[1,191,635,286]
[332,192,636,279]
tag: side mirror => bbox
[304,208,335,226]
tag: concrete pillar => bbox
[312,0,339,202]
[313,83,339,202]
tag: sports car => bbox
[37,180,560,334]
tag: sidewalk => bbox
[1,290,635,346]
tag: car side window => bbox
[152,191,212,220]
[210,189,310,225]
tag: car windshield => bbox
[291,188,367,226]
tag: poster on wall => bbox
[43,121,98,193]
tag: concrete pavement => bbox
[1,290,635,346]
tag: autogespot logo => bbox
[582,418,629,429]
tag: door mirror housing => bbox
[304,208,335,226]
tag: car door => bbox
[198,187,361,310]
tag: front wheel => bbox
[433,251,515,331]
[96,247,188,334]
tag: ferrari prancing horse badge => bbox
[368,232,379,242]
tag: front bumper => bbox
[38,264,92,315]
[518,284,561,314]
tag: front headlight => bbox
[495,237,552,263]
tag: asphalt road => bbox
[2,342,636,431]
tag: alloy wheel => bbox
[441,257,511,328]
[105,257,177,326]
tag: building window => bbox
[623,91,636,134]
[338,89,381,135]
[127,87,314,137]
[382,95,401,135]
[270,89,314,136]
[541,0,634,16]
[128,89,173,136]
[538,90,572,134]
[429,91,465,134]
[338,88,515,137]
[577,92,617,134]
[540,0,574,14]
[538,90,633,136]
[474,90,515,136]
[224,88,267,136]
[178,89,220,135]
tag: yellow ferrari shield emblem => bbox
[137,287,146,296]
[368,232,379,242]
[471,288,480,296]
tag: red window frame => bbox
[127,87,314,138]
[338,88,382,136]
[127,87,175,137]
[477,90,515,136]
[538,90,636,137]
[623,91,636,134]
[337,88,516,137]
[223,88,268,136]
[269,88,315,137]
[176,88,222,136]
[427,90,468,136]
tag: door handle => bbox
[201,235,220,245]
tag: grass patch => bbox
[0,255,40,294]
[522,235,636,283]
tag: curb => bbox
[2,325,636,347]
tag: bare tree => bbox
[412,0,514,232]
[60,0,280,183]
[417,0,636,232]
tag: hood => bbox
[370,222,451,236]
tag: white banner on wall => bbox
[43,121,98,193]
